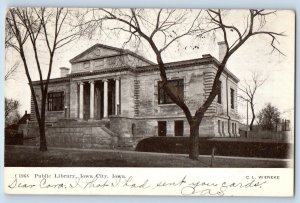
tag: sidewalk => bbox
[4,145,292,168]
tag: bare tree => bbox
[239,71,267,131]
[5,61,20,81]
[78,9,284,159]
[5,19,20,81]
[6,8,80,151]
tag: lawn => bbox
[5,145,292,168]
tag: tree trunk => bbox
[189,121,200,160]
[249,102,255,131]
[39,123,47,151]
[38,119,47,151]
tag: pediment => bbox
[70,44,123,63]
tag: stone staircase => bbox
[24,119,119,149]
[23,118,139,150]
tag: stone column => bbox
[79,82,84,119]
[103,79,108,118]
[89,80,95,119]
[115,78,120,115]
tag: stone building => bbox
[27,42,240,149]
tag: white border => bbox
[1,0,298,202]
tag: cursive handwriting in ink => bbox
[39,178,66,189]
[123,176,150,189]
[7,173,270,196]
[8,175,36,189]
[154,175,187,189]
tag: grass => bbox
[5,145,292,168]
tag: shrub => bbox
[135,137,292,159]
[5,129,23,145]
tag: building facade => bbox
[27,43,240,149]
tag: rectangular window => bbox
[48,92,64,111]
[222,121,225,137]
[218,120,221,136]
[158,79,184,104]
[158,121,167,137]
[174,120,184,136]
[217,80,222,104]
[230,88,235,109]
[235,123,237,136]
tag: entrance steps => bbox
[54,118,110,128]
[24,119,118,149]
[24,118,136,150]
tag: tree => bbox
[239,71,267,131]
[6,8,81,151]
[5,61,20,81]
[5,19,20,81]
[78,9,284,160]
[5,98,20,127]
[257,103,281,131]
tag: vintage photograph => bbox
[4,8,294,171]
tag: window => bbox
[158,79,184,104]
[217,80,222,104]
[230,88,235,109]
[174,120,184,136]
[48,92,64,111]
[158,121,167,136]
[218,120,221,136]
[222,121,225,137]
[235,123,237,136]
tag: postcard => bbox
[4,8,295,196]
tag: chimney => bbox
[25,110,27,115]
[60,67,70,77]
[218,41,226,62]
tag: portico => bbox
[77,78,120,120]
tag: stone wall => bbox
[136,65,206,117]
[215,116,240,137]
[69,81,79,118]
[109,116,135,148]
[30,80,70,122]
[24,120,115,149]
[109,115,238,146]
[119,74,135,117]
[46,125,112,149]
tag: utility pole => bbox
[246,101,249,137]
[246,101,249,129]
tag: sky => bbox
[4,9,295,125]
